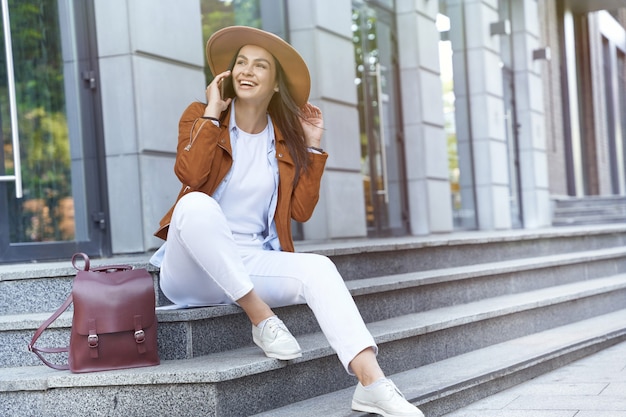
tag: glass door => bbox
[437,5,478,230]
[502,67,522,227]
[353,1,409,236]
[603,39,626,195]
[0,0,107,263]
[499,0,522,227]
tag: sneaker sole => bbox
[352,400,423,417]
[263,350,302,360]
[352,401,390,417]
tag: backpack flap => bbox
[71,267,156,336]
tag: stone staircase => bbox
[2,224,626,416]
[552,195,626,226]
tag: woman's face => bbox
[231,45,278,107]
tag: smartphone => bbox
[220,75,231,100]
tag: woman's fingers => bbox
[206,70,232,107]
[302,103,322,119]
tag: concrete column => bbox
[447,0,512,230]
[287,0,368,240]
[509,0,551,228]
[95,0,205,253]
[396,0,453,235]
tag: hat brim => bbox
[206,26,311,107]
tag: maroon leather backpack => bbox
[29,253,160,373]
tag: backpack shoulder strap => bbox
[27,293,73,370]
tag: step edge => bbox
[5,273,625,334]
[3,225,626,281]
[349,246,626,295]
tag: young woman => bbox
[150,26,424,417]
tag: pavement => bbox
[440,341,626,417]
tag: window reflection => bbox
[1,0,74,242]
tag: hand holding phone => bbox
[204,70,232,117]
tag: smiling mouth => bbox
[238,80,256,88]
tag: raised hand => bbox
[300,103,324,148]
[204,70,232,118]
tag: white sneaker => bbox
[352,379,425,417]
[252,316,302,360]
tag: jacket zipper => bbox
[184,119,209,151]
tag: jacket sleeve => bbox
[290,152,328,222]
[173,102,224,189]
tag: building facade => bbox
[0,0,625,263]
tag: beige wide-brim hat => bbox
[206,26,311,107]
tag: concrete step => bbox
[307,225,626,281]
[2,278,626,416]
[553,206,626,215]
[3,247,626,368]
[2,225,626,315]
[251,310,626,417]
[552,197,626,226]
[553,195,626,208]
[553,215,626,226]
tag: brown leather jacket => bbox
[154,102,327,252]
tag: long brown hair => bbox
[267,62,309,183]
[221,49,310,184]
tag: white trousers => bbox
[159,192,377,373]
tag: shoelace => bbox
[381,379,406,399]
[265,318,288,336]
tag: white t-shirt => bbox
[217,124,275,237]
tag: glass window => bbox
[1,0,73,243]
